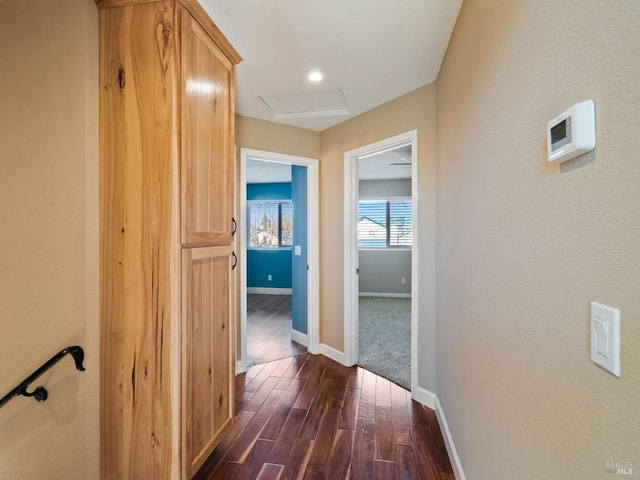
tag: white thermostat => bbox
[547,99,596,163]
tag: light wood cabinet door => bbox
[182,245,235,478]
[181,12,235,247]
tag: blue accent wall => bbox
[247,180,293,289]
[247,182,291,201]
[291,166,308,334]
[247,249,292,288]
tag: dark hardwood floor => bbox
[194,353,454,480]
[247,294,307,367]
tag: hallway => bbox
[194,353,454,479]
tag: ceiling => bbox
[246,158,292,184]
[359,144,413,180]
[200,0,463,132]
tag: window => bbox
[248,201,293,247]
[358,199,412,248]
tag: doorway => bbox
[238,148,320,373]
[343,130,418,390]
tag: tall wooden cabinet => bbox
[96,1,241,478]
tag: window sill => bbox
[358,247,412,252]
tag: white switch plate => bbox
[591,302,620,377]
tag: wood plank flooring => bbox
[194,353,454,480]
[247,294,307,367]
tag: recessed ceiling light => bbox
[308,71,323,82]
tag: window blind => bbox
[357,200,412,248]
[248,201,293,247]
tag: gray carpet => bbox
[358,296,411,389]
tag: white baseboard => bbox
[247,287,292,295]
[358,292,411,298]
[291,329,308,347]
[235,361,246,375]
[319,343,347,365]
[411,385,436,410]
[435,396,466,480]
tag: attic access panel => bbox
[258,89,349,119]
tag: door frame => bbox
[237,148,320,373]
[343,130,419,390]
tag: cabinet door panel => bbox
[181,13,234,246]
[182,246,234,477]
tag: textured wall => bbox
[320,84,437,390]
[246,182,292,201]
[359,179,411,198]
[247,249,292,288]
[358,250,411,296]
[0,0,99,478]
[236,115,321,160]
[436,0,640,478]
[291,165,309,334]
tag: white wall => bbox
[0,1,99,478]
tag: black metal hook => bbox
[0,345,86,409]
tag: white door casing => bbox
[237,148,320,373]
[343,130,419,391]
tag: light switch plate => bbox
[591,302,620,377]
